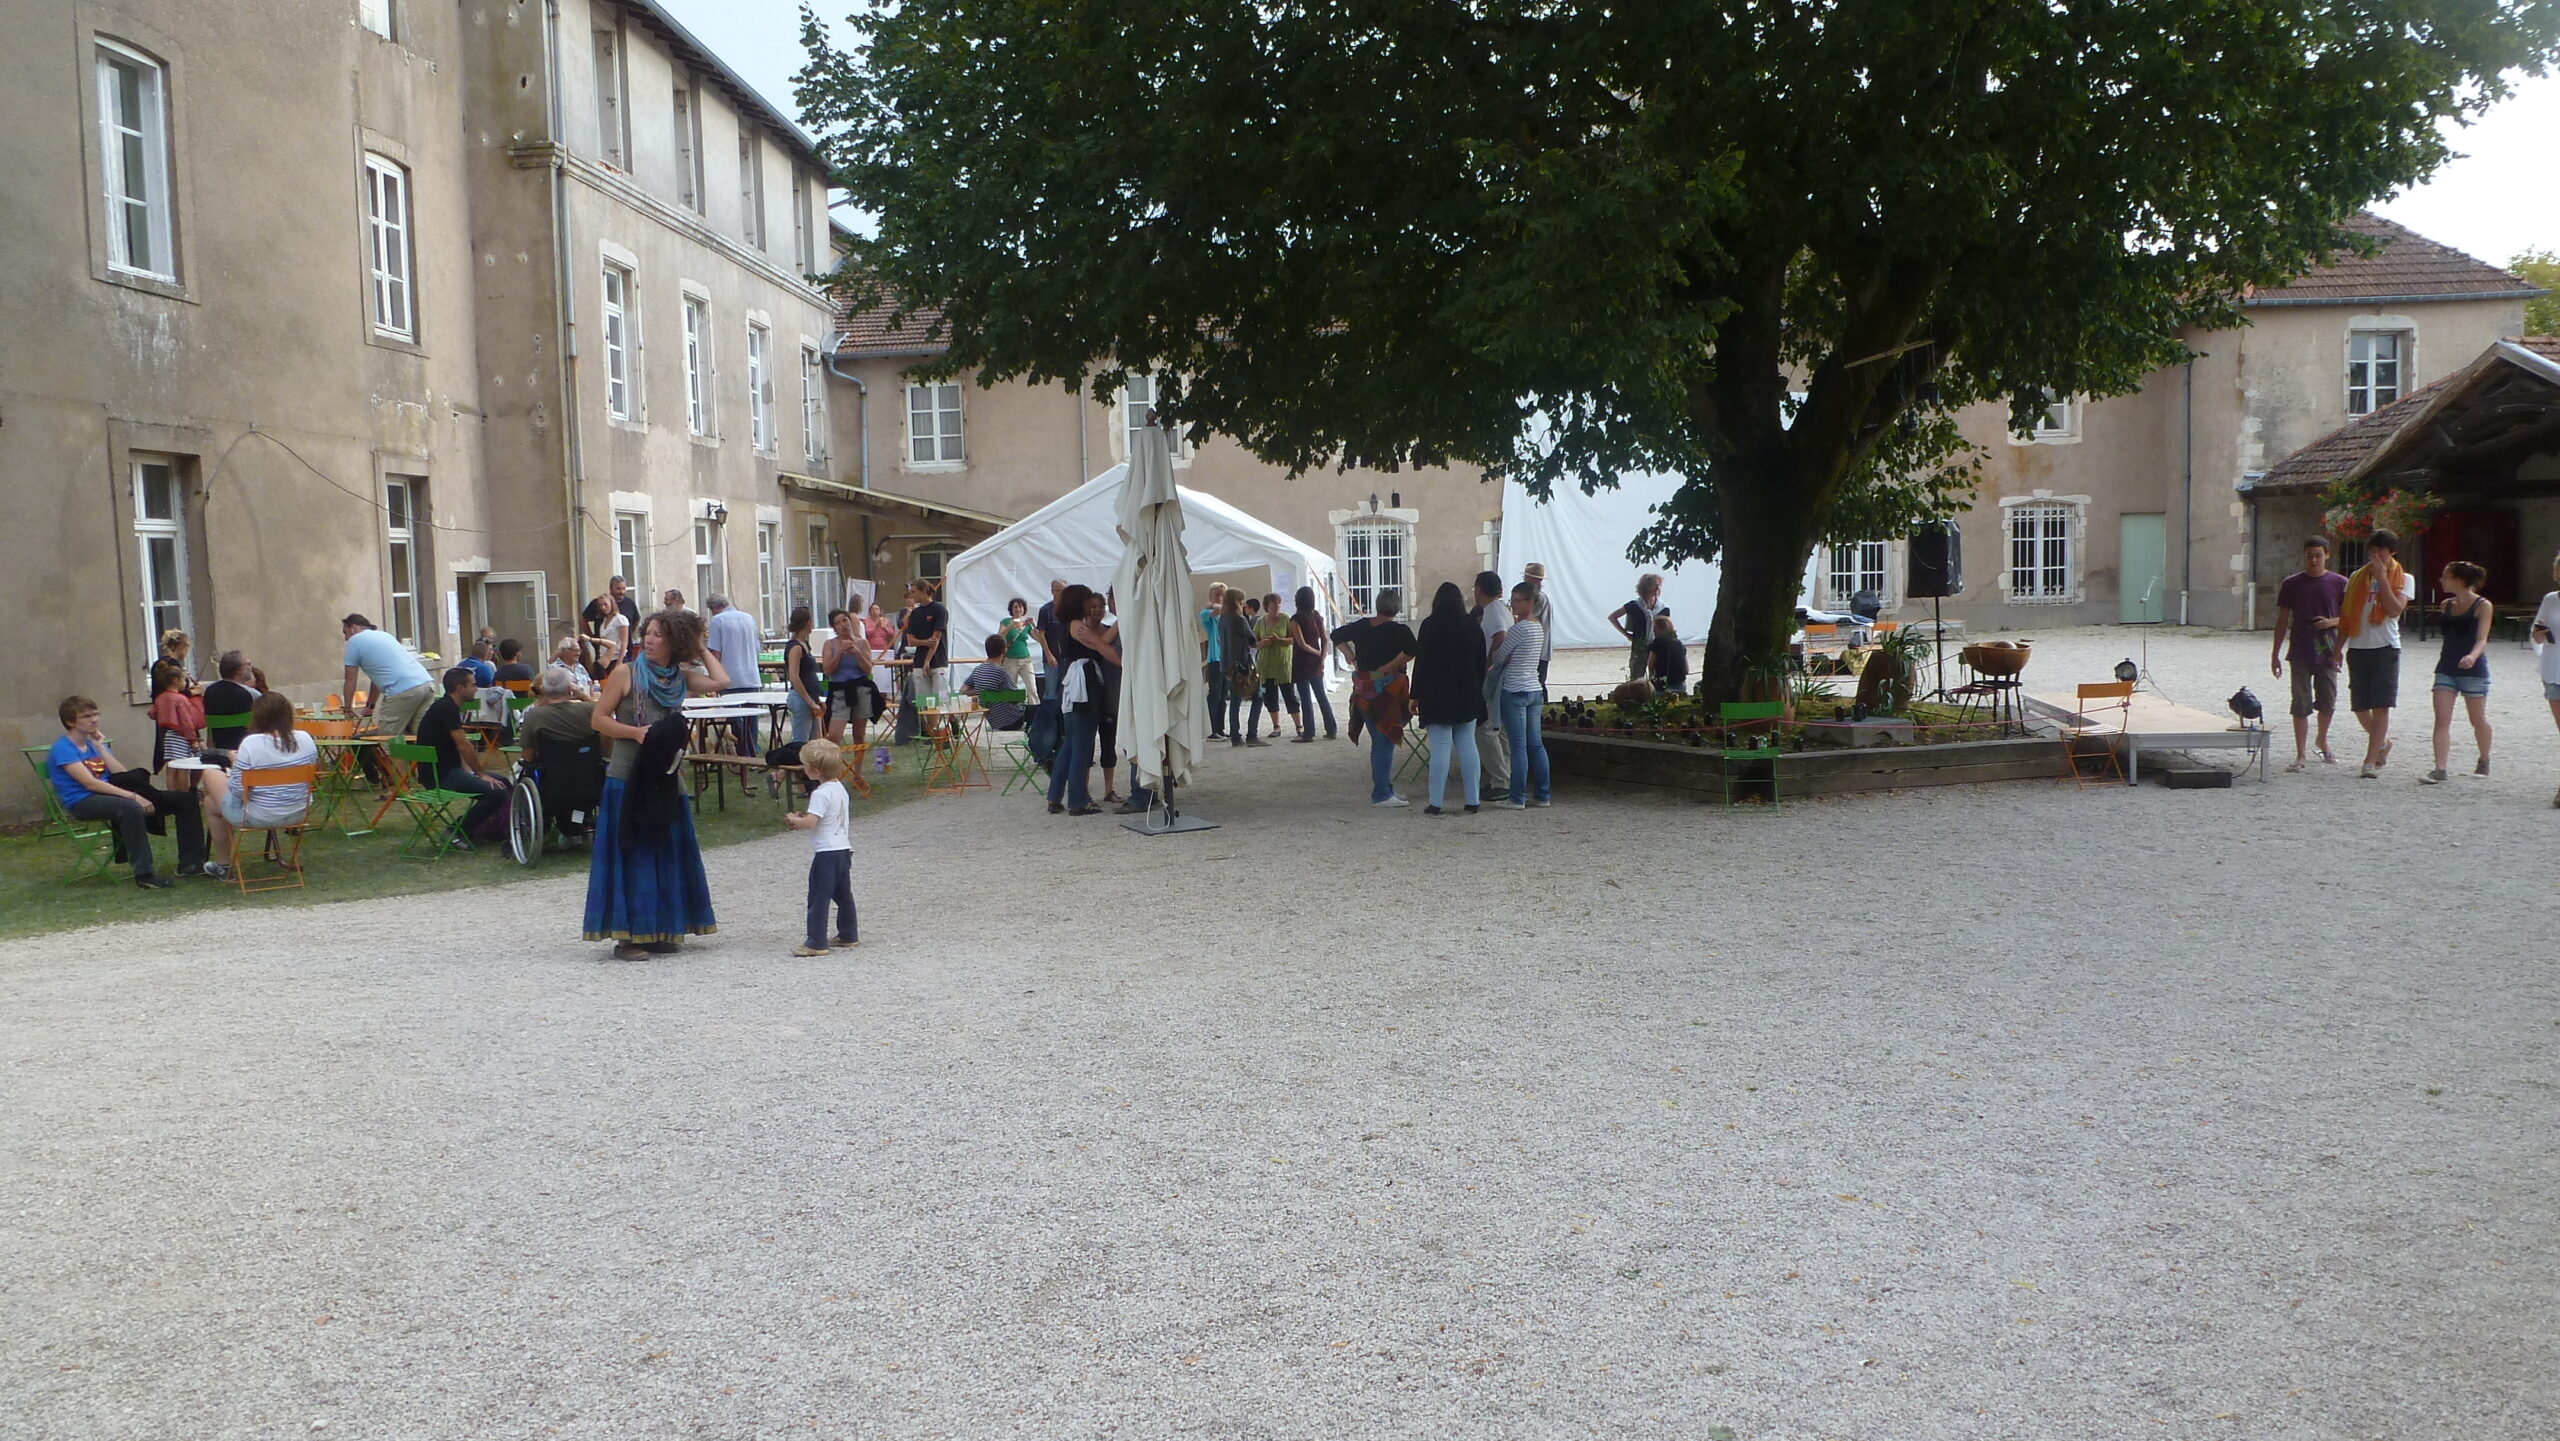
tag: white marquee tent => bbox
[943,463,1347,647]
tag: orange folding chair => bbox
[2063,681,2133,787]
[229,762,319,892]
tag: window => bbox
[791,170,813,273]
[737,132,764,248]
[2030,395,2077,441]
[1336,519,1410,615]
[362,155,414,341]
[1828,540,1889,607]
[914,547,957,587]
[693,518,724,600]
[358,0,395,40]
[683,294,711,436]
[2007,503,2074,602]
[806,519,829,567]
[384,477,424,646]
[2348,331,2406,415]
[600,261,633,419]
[800,345,824,462]
[672,82,703,211]
[907,382,963,465]
[96,41,176,281]
[614,511,647,591]
[746,323,773,451]
[131,456,192,644]
[756,522,780,632]
[1121,371,1193,461]
[592,28,625,169]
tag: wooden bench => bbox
[684,752,772,811]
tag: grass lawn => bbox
[0,745,959,942]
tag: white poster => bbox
[444,590,460,646]
[844,577,878,618]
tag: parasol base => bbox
[1122,808,1219,836]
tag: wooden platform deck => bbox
[2024,691,2271,783]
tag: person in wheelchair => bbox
[507,671,606,861]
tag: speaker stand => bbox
[1922,594,1953,703]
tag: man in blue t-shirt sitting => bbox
[48,695,206,889]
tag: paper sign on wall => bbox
[445,590,460,643]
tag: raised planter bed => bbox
[1543,729,2065,800]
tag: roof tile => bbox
[835,295,949,357]
[2253,213,2539,305]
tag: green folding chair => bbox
[1395,723,1432,783]
[973,690,1041,794]
[20,746,116,880]
[382,741,478,859]
[1718,701,1786,809]
[201,711,252,741]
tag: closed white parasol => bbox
[1112,420,1213,831]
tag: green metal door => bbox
[2120,513,2167,623]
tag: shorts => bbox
[220,785,306,831]
[2345,647,2400,712]
[2432,671,2489,698]
[2547,682,2560,703]
[2288,665,2337,718]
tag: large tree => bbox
[800,0,2555,694]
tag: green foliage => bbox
[2514,249,2560,338]
[800,0,2559,678]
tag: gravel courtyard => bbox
[6,626,2555,1441]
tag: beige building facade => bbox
[1805,217,2541,634]
[823,305,1499,620]
[0,0,841,819]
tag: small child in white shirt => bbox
[784,739,858,955]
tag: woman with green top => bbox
[585,609,729,960]
[1249,591,1294,745]
[999,597,1038,695]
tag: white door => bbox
[481,571,550,652]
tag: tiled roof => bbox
[2250,213,2542,306]
[2255,336,2560,493]
[2254,383,2448,493]
[834,295,949,357]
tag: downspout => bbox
[544,0,589,604]
[2179,356,2194,626]
[821,351,870,581]
[2242,485,2260,632]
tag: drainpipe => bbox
[821,351,869,490]
[2179,355,2194,626]
[2242,485,2260,631]
[544,0,589,605]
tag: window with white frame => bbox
[737,132,764,248]
[683,294,711,436]
[914,547,958,587]
[600,261,634,419]
[746,323,773,451]
[907,382,963,465]
[693,518,723,600]
[1336,519,1411,615]
[2029,395,2078,441]
[2007,503,2075,602]
[1121,371,1192,459]
[800,346,824,462]
[1828,540,1890,608]
[2348,331,2407,415]
[96,40,177,281]
[791,171,812,273]
[591,28,625,170]
[756,522,780,631]
[384,477,424,646]
[358,0,395,41]
[362,155,414,340]
[131,455,193,645]
[672,82,703,212]
[614,511,646,592]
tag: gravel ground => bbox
[5,626,2556,1441]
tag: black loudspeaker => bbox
[1907,522,1963,598]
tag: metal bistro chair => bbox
[381,740,479,859]
[2063,680,2134,788]
[974,690,1041,794]
[19,746,116,880]
[227,762,319,893]
[1718,700,1787,809]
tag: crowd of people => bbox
[2269,532,2560,802]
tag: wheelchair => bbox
[505,730,608,867]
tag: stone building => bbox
[819,301,1499,616]
[1805,216,2543,633]
[0,0,841,817]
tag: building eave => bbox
[2243,288,2548,309]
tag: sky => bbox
[667,0,2558,268]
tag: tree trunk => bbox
[1698,452,1827,706]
